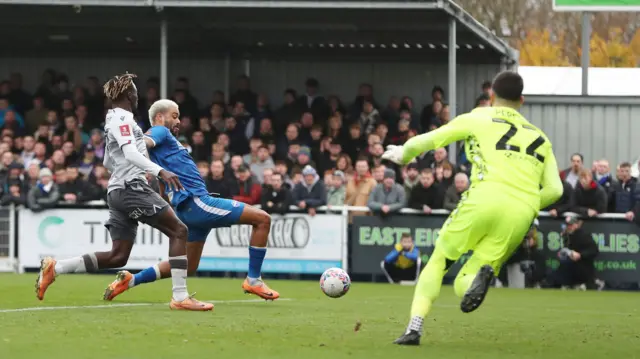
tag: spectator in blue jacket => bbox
[612,162,637,214]
[381,232,420,283]
[292,165,327,216]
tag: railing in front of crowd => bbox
[5,204,639,284]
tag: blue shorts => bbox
[176,195,245,242]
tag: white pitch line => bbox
[0,298,293,313]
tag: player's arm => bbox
[157,180,171,205]
[109,118,163,176]
[144,126,168,149]
[383,114,474,165]
[539,149,564,210]
[103,150,114,172]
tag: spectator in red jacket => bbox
[572,169,607,217]
[232,164,262,205]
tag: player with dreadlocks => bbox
[35,73,213,311]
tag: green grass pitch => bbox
[0,273,638,359]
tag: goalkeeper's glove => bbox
[381,145,405,165]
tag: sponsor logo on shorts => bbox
[119,124,131,137]
[129,208,144,219]
[213,217,310,249]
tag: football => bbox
[320,267,351,298]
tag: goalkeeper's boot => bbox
[393,330,421,346]
[104,270,133,301]
[242,278,280,301]
[460,264,495,313]
[35,256,57,301]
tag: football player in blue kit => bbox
[103,99,279,304]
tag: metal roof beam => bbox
[442,0,517,62]
[154,0,441,9]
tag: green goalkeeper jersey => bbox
[401,106,563,212]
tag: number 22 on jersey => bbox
[492,118,546,163]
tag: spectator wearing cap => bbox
[409,168,444,213]
[3,162,24,191]
[403,163,420,198]
[560,153,584,189]
[261,172,293,215]
[292,165,327,216]
[296,145,316,170]
[78,144,97,178]
[368,168,406,216]
[572,169,607,218]
[232,164,261,205]
[250,145,275,184]
[444,172,469,211]
[326,170,346,207]
[297,78,329,127]
[27,167,60,212]
[1,179,26,206]
[547,215,599,290]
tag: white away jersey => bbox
[103,108,148,193]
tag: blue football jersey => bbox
[145,126,208,207]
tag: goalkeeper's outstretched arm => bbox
[539,150,564,210]
[393,114,473,164]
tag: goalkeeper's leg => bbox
[393,246,458,346]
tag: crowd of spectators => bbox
[0,69,638,223]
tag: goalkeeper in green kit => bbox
[381,71,564,345]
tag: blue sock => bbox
[132,265,160,287]
[248,246,267,279]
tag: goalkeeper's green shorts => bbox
[437,185,537,267]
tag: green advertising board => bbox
[554,0,640,11]
[351,214,640,283]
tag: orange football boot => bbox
[103,270,133,301]
[169,294,214,311]
[35,257,57,301]
[242,278,280,300]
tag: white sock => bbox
[407,316,424,335]
[169,256,188,301]
[54,257,86,274]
